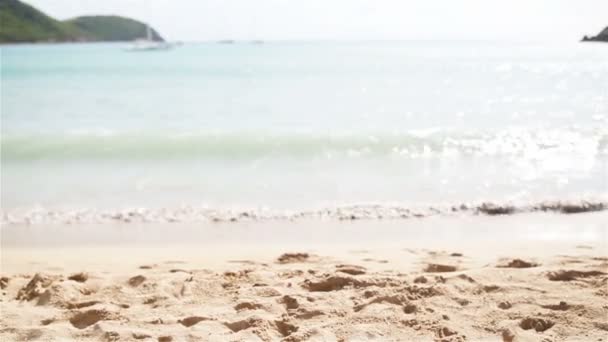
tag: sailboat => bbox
[126,24,172,51]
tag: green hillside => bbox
[66,16,164,42]
[0,0,84,42]
[0,0,164,43]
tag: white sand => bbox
[1,213,607,341]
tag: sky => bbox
[26,0,608,42]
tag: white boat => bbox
[126,24,172,51]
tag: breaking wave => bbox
[2,127,606,161]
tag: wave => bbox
[2,199,606,225]
[2,128,607,161]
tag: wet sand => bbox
[1,213,607,341]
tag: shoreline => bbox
[3,211,606,265]
[3,198,607,225]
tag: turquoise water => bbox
[1,41,607,211]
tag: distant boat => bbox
[126,24,172,51]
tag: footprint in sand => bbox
[178,316,211,327]
[424,264,458,273]
[224,317,263,333]
[279,295,299,309]
[0,277,9,289]
[435,326,463,340]
[455,274,475,283]
[224,317,298,337]
[303,276,364,292]
[519,317,554,332]
[497,259,539,268]
[291,308,325,319]
[67,272,89,282]
[541,301,570,311]
[41,318,55,326]
[65,300,101,309]
[497,301,512,310]
[234,302,264,311]
[353,294,416,313]
[128,275,146,287]
[277,253,310,264]
[335,264,366,275]
[16,274,54,301]
[69,309,119,329]
[547,270,606,281]
[275,320,299,337]
[413,276,428,284]
[132,332,152,340]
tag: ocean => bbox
[1,41,607,223]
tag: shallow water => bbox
[2,41,607,212]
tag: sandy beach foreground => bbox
[1,213,607,341]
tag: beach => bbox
[2,40,608,341]
[1,213,607,341]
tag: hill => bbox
[66,16,163,42]
[0,0,83,42]
[0,0,164,43]
[582,27,608,42]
